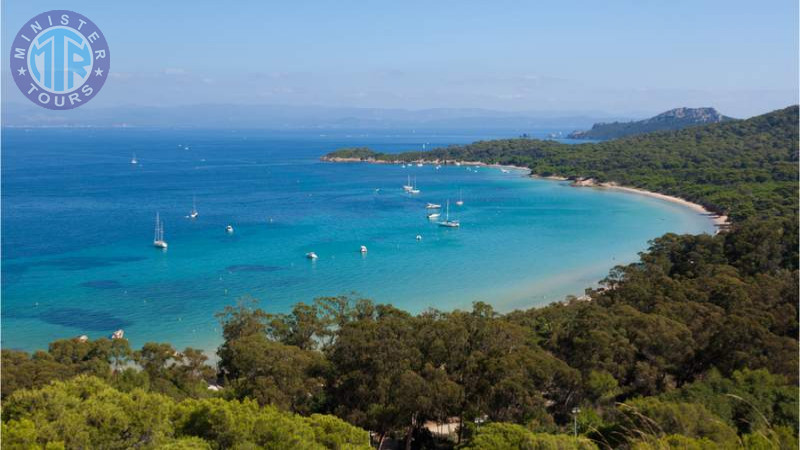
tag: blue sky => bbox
[3,0,798,117]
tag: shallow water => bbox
[1,129,715,352]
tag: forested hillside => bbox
[567,107,733,140]
[326,106,798,223]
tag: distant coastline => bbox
[321,156,730,231]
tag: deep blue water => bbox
[1,128,715,352]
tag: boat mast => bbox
[154,213,160,241]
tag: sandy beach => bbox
[566,178,729,229]
[438,161,730,230]
[322,156,730,230]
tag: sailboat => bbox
[409,177,420,194]
[437,200,460,227]
[130,153,138,165]
[153,213,168,248]
[456,189,464,206]
[188,195,199,219]
[403,175,413,192]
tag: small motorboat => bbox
[416,235,422,241]
[111,329,124,340]
[360,245,368,253]
[306,252,318,259]
[226,225,234,233]
[427,212,441,219]
[426,203,441,209]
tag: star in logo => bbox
[17,67,26,76]
[94,68,104,77]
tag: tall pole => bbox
[573,415,577,438]
[571,407,580,438]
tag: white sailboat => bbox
[437,200,460,228]
[153,213,168,248]
[456,189,464,206]
[403,175,413,191]
[130,153,138,165]
[409,177,420,194]
[188,195,199,219]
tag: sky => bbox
[2,0,798,118]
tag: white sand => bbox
[323,156,729,229]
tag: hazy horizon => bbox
[3,1,798,120]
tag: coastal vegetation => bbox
[2,106,798,449]
[325,105,798,224]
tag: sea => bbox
[1,128,715,353]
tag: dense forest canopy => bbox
[3,106,798,449]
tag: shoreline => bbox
[566,178,729,230]
[321,157,730,230]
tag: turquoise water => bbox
[2,129,715,352]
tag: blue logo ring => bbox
[10,10,110,110]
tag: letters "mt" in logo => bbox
[10,10,110,110]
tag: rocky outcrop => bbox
[568,107,735,140]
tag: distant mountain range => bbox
[568,107,735,140]
[1,102,630,131]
